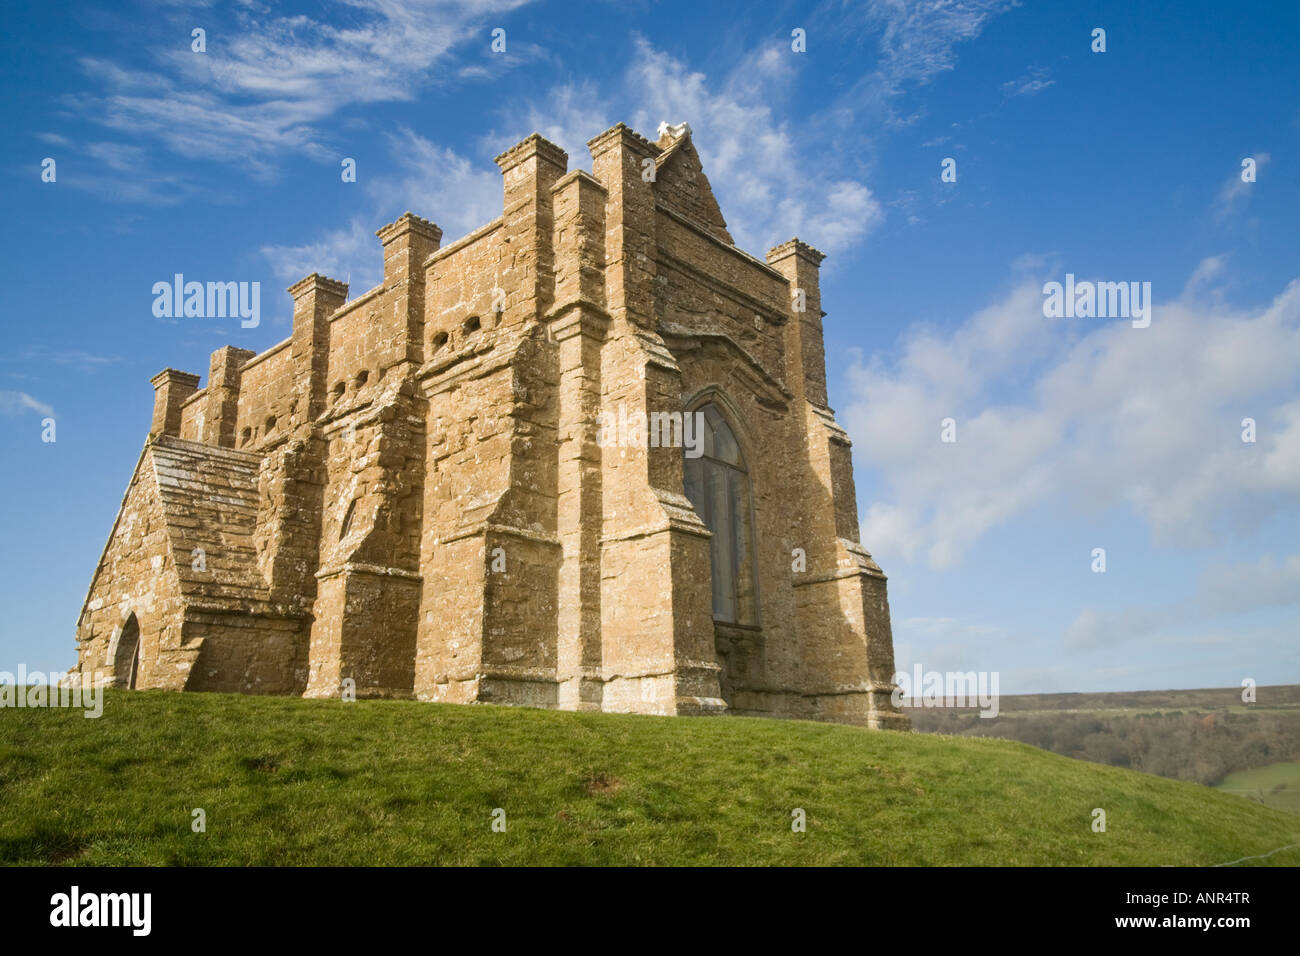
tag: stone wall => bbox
[76,448,185,690]
[75,120,909,730]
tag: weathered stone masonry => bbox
[74,122,910,729]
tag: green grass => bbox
[2,690,1298,866]
[1215,760,1300,815]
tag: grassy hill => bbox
[2,690,1297,866]
[1216,760,1300,815]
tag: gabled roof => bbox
[149,436,267,607]
[77,434,273,630]
[653,124,734,245]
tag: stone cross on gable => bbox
[656,121,692,140]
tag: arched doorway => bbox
[114,614,141,689]
[682,402,758,626]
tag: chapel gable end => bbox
[652,122,733,245]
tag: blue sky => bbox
[2,0,1297,693]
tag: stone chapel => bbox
[73,121,909,729]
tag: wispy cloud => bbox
[275,24,894,285]
[1064,552,1300,651]
[489,36,884,257]
[84,141,146,172]
[367,128,503,240]
[70,0,536,177]
[1181,254,1230,303]
[1198,552,1300,616]
[837,0,1019,125]
[625,38,883,255]
[260,126,504,295]
[50,138,204,204]
[870,0,1019,89]
[16,347,122,371]
[504,79,614,164]
[0,391,55,418]
[261,218,378,299]
[1214,151,1270,222]
[1001,65,1054,98]
[263,4,1020,285]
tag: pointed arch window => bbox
[114,613,141,689]
[682,403,758,625]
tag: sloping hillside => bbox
[905,684,1300,789]
[1,691,1296,866]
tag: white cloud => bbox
[868,0,1018,91]
[517,4,1018,255]
[34,136,204,205]
[1062,551,1300,653]
[513,37,883,258]
[260,127,504,295]
[1064,606,1163,651]
[1182,254,1228,299]
[71,2,1016,259]
[495,80,613,163]
[1001,66,1055,98]
[368,128,503,240]
[1197,552,1300,616]
[261,218,379,296]
[846,268,1300,569]
[84,141,146,172]
[1214,152,1270,222]
[627,37,884,255]
[17,348,121,370]
[0,391,55,418]
[833,0,1018,128]
[72,0,535,175]
[258,6,1024,296]
[276,27,892,285]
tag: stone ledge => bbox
[287,272,349,301]
[425,218,502,268]
[587,122,660,158]
[656,202,787,282]
[551,168,608,194]
[150,434,264,465]
[766,237,826,267]
[236,335,292,374]
[494,133,568,173]
[315,562,423,582]
[327,283,384,323]
[376,211,442,245]
[150,368,200,388]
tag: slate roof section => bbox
[148,435,269,608]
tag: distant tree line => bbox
[908,709,1300,786]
